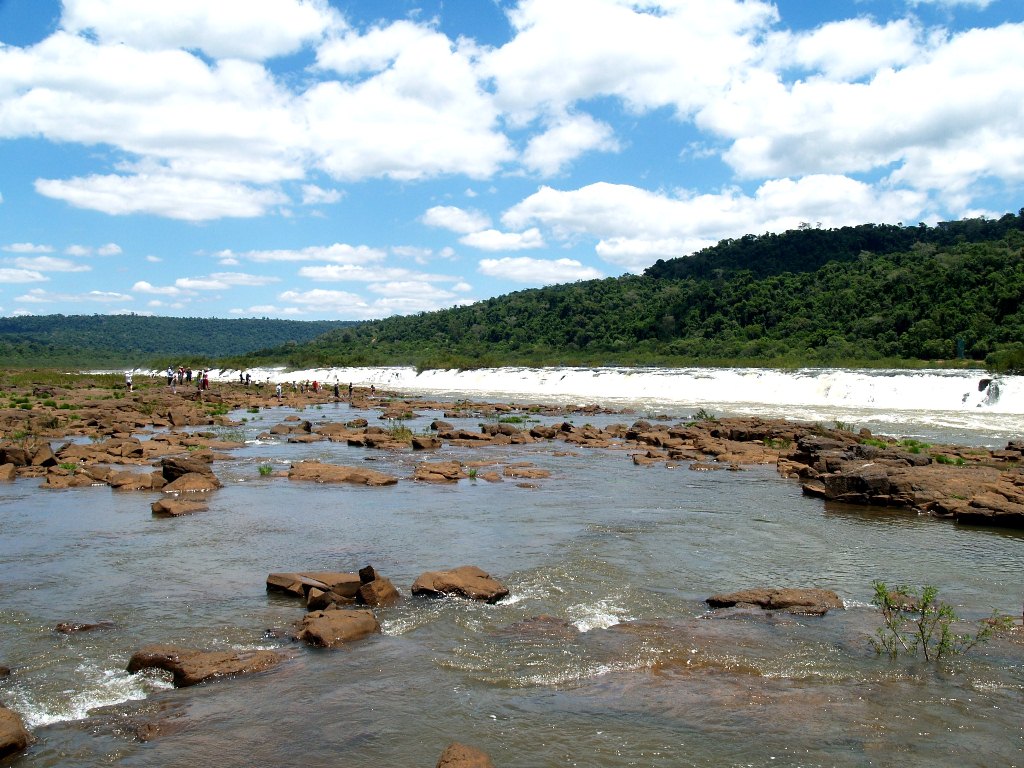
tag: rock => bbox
[162,472,221,493]
[161,455,215,482]
[412,566,510,604]
[706,587,844,615]
[0,463,16,481]
[42,471,95,488]
[288,461,398,486]
[414,460,466,483]
[126,645,283,687]
[503,465,551,479]
[267,571,362,599]
[0,666,9,677]
[108,470,162,490]
[430,420,454,432]
[412,435,441,450]
[31,443,57,467]
[295,609,381,647]
[437,742,495,768]
[151,498,208,517]
[54,620,114,633]
[357,577,401,607]
[306,588,356,611]
[0,705,30,760]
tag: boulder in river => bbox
[412,566,509,604]
[0,706,30,759]
[295,609,381,647]
[287,460,398,486]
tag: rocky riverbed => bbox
[1,371,1022,765]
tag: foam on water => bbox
[10,663,173,728]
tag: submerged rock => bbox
[126,644,283,687]
[287,460,398,486]
[436,742,495,768]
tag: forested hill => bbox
[0,315,351,367]
[233,211,1024,372]
[645,213,1024,281]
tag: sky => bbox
[0,0,1021,321]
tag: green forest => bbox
[3,212,1023,373]
[0,314,351,368]
[233,211,1024,373]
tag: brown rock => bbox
[412,566,509,604]
[126,644,283,687]
[288,461,398,486]
[706,587,844,615]
[437,742,495,768]
[412,435,441,450]
[358,577,401,607]
[161,455,215,481]
[0,463,16,481]
[295,609,381,647]
[162,472,220,493]
[414,460,466,483]
[54,622,114,634]
[0,706,30,760]
[503,465,551,479]
[31,443,58,467]
[151,498,208,517]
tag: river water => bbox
[1,368,1022,767]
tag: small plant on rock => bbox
[258,464,273,477]
[870,581,1012,661]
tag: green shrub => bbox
[870,582,1012,661]
[258,464,273,477]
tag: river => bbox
[1,367,1022,766]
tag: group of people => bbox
[165,365,210,392]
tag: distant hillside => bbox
[233,211,1024,372]
[0,314,352,368]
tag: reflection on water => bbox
[1,401,1022,767]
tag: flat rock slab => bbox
[412,566,510,604]
[126,644,283,687]
[152,498,208,517]
[267,571,362,598]
[162,472,221,493]
[288,461,397,486]
[706,587,844,615]
[296,609,381,647]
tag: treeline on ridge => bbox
[234,211,1024,373]
[0,314,352,368]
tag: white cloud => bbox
[64,245,92,256]
[97,242,122,256]
[503,178,927,271]
[219,243,386,264]
[522,112,621,175]
[459,228,546,251]
[305,24,514,181]
[422,205,492,234]
[175,272,281,290]
[132,281,186,296]
[0,268,47,283]
[15,288,132,303]
[479,0,777,122]
[701,23,1024,202]
[769,19,921,81]
[478,256,603,285]
[12,256,91,272]
[3,242,54,253]
[35,174,288,220]
[297,264,454,282]
[61,0,340,60]
[300,184,343,205]
[145,255,162,263]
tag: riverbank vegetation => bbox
[233,211,1024,372]
[2,212,1022,373]
[0,315,351,368]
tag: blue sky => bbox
[0,0,1021,320]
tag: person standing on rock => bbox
[348,382,353,401]
[333,382,340,400]
[166,366,175,388]
[125,370,133,392]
